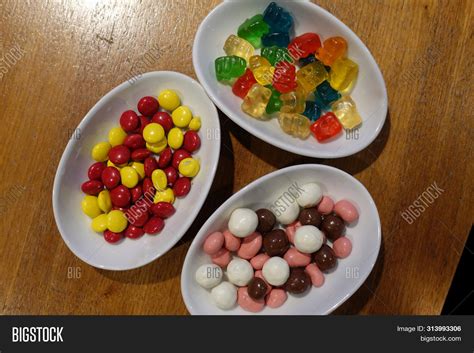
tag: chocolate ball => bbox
[247,277,268,300]
[256,208,276,233]
[321,214,345,241]
[298,208,322,227]
[263,229,290,256]
[313,244,337,271]
[284,268,311,294]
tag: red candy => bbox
[104,230,123,243]
[173,177,191,197]
[81,180,103,195]
[142,177,155,195]
[143,216,165,235]
[164,166,178,187]
[172,149,191,169]
[108,145,130,165]
[310,112,343,142]
[152,112,173,133]
[110,185,131,207]
[157,147,173,168]
[138,116,151,134]
[183,131,201,153]
[288,33,321,60]
[125,225,144,239]
[131,148,151,161]
[101,166,121,189]
[127,206,149,227]
[273,61,297,93]
[150,202,176,218]
[232,68,257,98]
[130,185,143,203]
[144,156,158,177]
[119,110,139,132]
[137,96,159,117]
[87,162,106,181]
[123,134,146,150]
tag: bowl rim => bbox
[52,70,221,271]
[192,0,388,159]
[181,163,382,314]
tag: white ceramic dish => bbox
[181,164,381,315]
[193,0,388,158]
[53,71,220,271]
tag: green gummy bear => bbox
[215,56,247,82]
[261,46,291,66]
[237,14,270,49]
[265,85,282,114]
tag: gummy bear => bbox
[223,34,255,62]
[273,61,297,93]
[241,83,272,118]
[280,85,307,113]
[310,112,343,142]
[249,55,271,71]
[331,96,362,129]
[317,36,347,66]
[303,101,322,121]
[329,57,358,92]
[296,61,328,93]
[265,85,282,114]
[288,33,321,60]
[261,46,291,66]
[314,80,341,110]
[262,32,290,48]
[215,56,247,81]
[237,14,270,48]
[232,68,257,99]
[263,2,294,33]
[299,54,317,67]
[254,65,275,86]
[278,112,311,139]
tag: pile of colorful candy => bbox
[80,90,202,244]
[214,2,361,142]
[195,182,358,312]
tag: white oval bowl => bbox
[193,0,388,158]
[53,71,221,271]
[181,164,381,314]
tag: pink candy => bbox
[238,287,265,312]
[283,247,311,267]
[211,248,231,267]
[266,289,287,308]
[334,200,359,223]
[285,221,302,244]
[250,253,270,270]
[317,196,334,214]
[203,231,224,255]
[223,229,241,251]
[305,263,325,287]
[332,236,352,258]
[237,232,262,259]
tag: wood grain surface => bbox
[0,0,472,315]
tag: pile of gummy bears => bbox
[214,2,362,142]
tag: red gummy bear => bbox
[273,61,297,93]
[288,33,322,60]
[310,112,343,142]
[232,68,257,99]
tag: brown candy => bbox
[298,208,322,227]
[321,214,345,241]
[263,229,290,256]
[284,268,311,294]
[313,244,337,271]
[247,277,268,300]
[256,208,276,233]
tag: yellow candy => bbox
[97,190,112,213]
[158,89,180,111]
[223,34,254,62]
[253,66,275,86]
[130,162,145,180]
[188,116,202,131]
[151,169,167,191]
[168,127,184,149]
[108,126,127,147]
[249,55,271,71]
[331,96,362,129]
[81,195,102,218]
[143,123,165,144]
[153,188,175,204]
[172,106,192,128]
[178,157,200,178]
[120,166,139,188]
[146,139,167,153]
[91,214,108,232]
[329,57,359,92]
[107,160,122,170]
[91,142,111,162]
[106,210,128,233]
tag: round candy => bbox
[296,182,323,208]
[151,112,173,133]
[317,195,334,215]
[130,185,143,203]
[107,210,128,233]
[188,116,201,131]
[263,229,290,256]
[332,236,352,258]
[183,131,201,152]
[284,268,311,294]
[143,123,165,144]
[157,147,172,169]
[262,256,290,286]
[120,110,139,132]
[178,157,200,178]
[254,270,272,295]
[237,287,264,312]
[247,277,268,300]
[172,149,190,169]
[223,229,241,251]
[108,145,130,165]
[236,232,262,260]
[313,244,337,271]
[131,148,151,161]
[294,225,324,254]
[104,229,123,243]
[125,224,145,239]
[150,202,175,218]
[298,208,322,227]
[211,282,237,310]
[97,190,112,213]
[130,162,145,179]
[101,166,121,189]
[275,201,299,225]
[195,264,223,289]
[158,89,180,111]
[250,253,270,270]
[151,169,167,191]
[137,96,159,116]
[91,142,111,162]
[126,207,148,227]
[110,185,131,207]
[211,248,231,267]
[91,214,108,232]
[81,195,102,218]
[171,106,192,128]
[321,214,345,241]
[81,180,103,195]
[173,177,191,197]
[305,263,325,287]
[164,166,178,187]
[203,231,225,255]
[138,115,151,133]
[88,162,106,181]
[228,208,258,238]
[120,166,139,188]
[167,127,184,149]
[108,126,127,147]
[256,208,276,233]
[283,247,311,267]
[153,188,175,204]
[227,258,254,286]
[334,200,359,223]
[146,139,167,154]
[143,216,164,234]
[266,289,287,308]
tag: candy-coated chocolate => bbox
[164,166,178,187]
[108,126,127,147]
[138,115,151,134]
[151,112,173,133]
[142,177,154,195]
[296,182,323,208]
[305,263,325,287]
[143,216,164,235]
[131,148,151,161]
[130,185,142,203]
[153,188,175,204]
[237,287,265,312]
[151,169,167,191]
[150,202,175,218]
[123,133,146,150]
[103,229,123,244]
[195,264,223,289]
[101,166,121,189]
[228,208,258,238]
[125,224,144,239]
[263,229,290,256]
[157,147,173,169]
[108,145,130,165]
[321,214,345,241]
[332,236,352,258]
[211,282,237,310]
[183,130,201,153]
[107,210,128,233]
[120,166,139,188]
[334,199,359,223]
[178,157,200,178]
[167,127,184,150]
[81,195,102,218]
[188,116,201,131]
[144,157,158,177]
[91,214,108,232]
[91,141,111,162]
[172,106,192,128]
[284,268,311,294]
[247,277,268,300]
[171,149,190,169]
[211,248,232,267]
[137,96,159,117]
[97,190,112,213]
[120,110,139,132]
[143,123,165,144]
[223,229,241,252]
[203,231,225,255]
[158,89,180,111]
[173,177,191,197]
[250,253,270,270]
[294,225,324,254]
[227,258,254,286]
[317,196,334,215]
[88,162,106,181]
[81,180,103,195]
[126,206,148,227]
[266,289,287,308]
[262,256,290,286]
[237,232,262,260]
[110,185,131,208]
[284,247,311,267]
[146,139,167,154]
[256,208,276,233]
[298,208,322,227]
[313,244,337,271]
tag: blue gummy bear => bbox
[303,101,322,121]
[263,2,294,33]
[315,81,341,109]
[262,32,290,48]
[299,54,317,67]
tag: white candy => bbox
[294,225,324,253]
[275,201,300,225]
[262,257,290,286]
[228,208,258,238]
[211,281,237,310]
[195,264,223,289]
[227,258,254,286]
[296,183,323,208]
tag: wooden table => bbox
[0,0,472,315]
